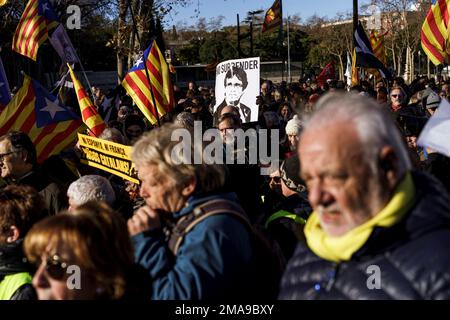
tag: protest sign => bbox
[214,57,260,123]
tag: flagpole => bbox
[287,14,291,83]
[127,0,161,127]
[353,0,358,86]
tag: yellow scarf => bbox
[304,172,415,262]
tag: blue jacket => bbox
[132,192,253,300]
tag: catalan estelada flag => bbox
[262,0,282,33]
[122,41,174,125]
[68,65,106,137]
[370,30,386,64]
[12,0,59,61]
[0,75,83,163]
[421,0,450,65]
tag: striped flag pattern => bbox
[0,75,83,163]
[0,57,11,110]
[12,0,59,61]
[122,41,174,125]
[421,0,449,65]
[68,65,106,137]
[370,30,386,64]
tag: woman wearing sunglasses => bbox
[23,202,151,300]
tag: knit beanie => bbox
[285,115,303,136]
[426,91,441,109]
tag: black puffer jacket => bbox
[279,171,450,300]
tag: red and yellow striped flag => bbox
[68,65,106,137]
[0,75,83,163]
[369,30,386,82]
[12,0,59,61]
[122,41,174,125]
[370,30,386,64]
[421,0,450,65]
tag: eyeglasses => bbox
[391,94,402,98]
[270,176,281,183]
[39,254,68,280]
[0,151,16,161]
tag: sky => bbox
[168,0,373,27]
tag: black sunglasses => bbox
[41,254,68,280]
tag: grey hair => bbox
[131,123,226,193]
[99,128,126,145]
[389,86,408,105]
[174,112,195,130]
[304,92,411,177]
[67,175,116,207]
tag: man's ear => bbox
[7,226,20,243]
[17,149,28,163]
[181,177,197,197]
[378,146,399,191]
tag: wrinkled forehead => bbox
[300,122,363,162]
[0,139,12,152]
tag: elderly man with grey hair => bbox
[67,175,116,211]
[279,92,450,300]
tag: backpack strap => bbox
[167,199,252,255]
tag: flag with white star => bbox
[122,41,175,125]
[0,74,83,163]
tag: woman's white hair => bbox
[67,175,116,207]
[304,92,411,177]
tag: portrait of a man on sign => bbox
[214,57,260,125]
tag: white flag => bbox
[344,51,352,90]
[49,24,79,64]
[417,99,450,157]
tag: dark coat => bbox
[279,171,450,300]
[11,168,67,215]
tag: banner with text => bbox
[214,57,260,124]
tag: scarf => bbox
[304,172,415,262]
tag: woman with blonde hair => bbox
[24,201,151,300]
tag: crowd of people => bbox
[1,72,450,300]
